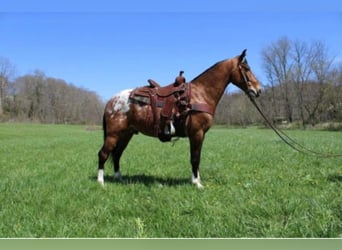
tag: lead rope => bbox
[248,95,342,158]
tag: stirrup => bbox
[164,122,175,135]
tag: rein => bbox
[248,95,342,158]
[236,59,342,158]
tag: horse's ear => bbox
[239,49,247,63]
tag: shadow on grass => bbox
[91,174,190,187]
[327,173,342,183]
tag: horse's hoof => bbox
[192,179,204,189]
[98,179,105,187]
[114,171,122,181]
[192,174,204,189]
[195,182,204,189]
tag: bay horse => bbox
[97,49,261,188]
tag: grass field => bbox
[0,123,341,238]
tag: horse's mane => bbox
[190,60,225,83]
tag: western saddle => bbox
[129,71,214,142]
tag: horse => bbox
[97,49,261,188]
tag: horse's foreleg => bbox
[189,130,205,189]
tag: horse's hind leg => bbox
[97,136,118,185]
[112,132,134,180]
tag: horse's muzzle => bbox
[247,88,261,98]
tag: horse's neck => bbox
[191,59,235,107]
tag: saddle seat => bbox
[147,72,186,97]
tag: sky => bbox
[1,0,342,101]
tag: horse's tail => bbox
[102,114,107,141]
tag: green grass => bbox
[0,123,341,237]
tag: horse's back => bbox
[105,89,132,116]
[104,89,156,136]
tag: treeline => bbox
[0,67,104,124]
[215,37,342,128]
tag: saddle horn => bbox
[174,70,186,86]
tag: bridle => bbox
[239,64,250,86]
[238,62,256,98]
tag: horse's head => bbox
[230,49,261,98]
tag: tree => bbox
[0,57,16,116]
[261,37,337,127]
[262,37,294,122]
[292,40,313,126]
[305,41,334,125]
[325,64,342,121]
